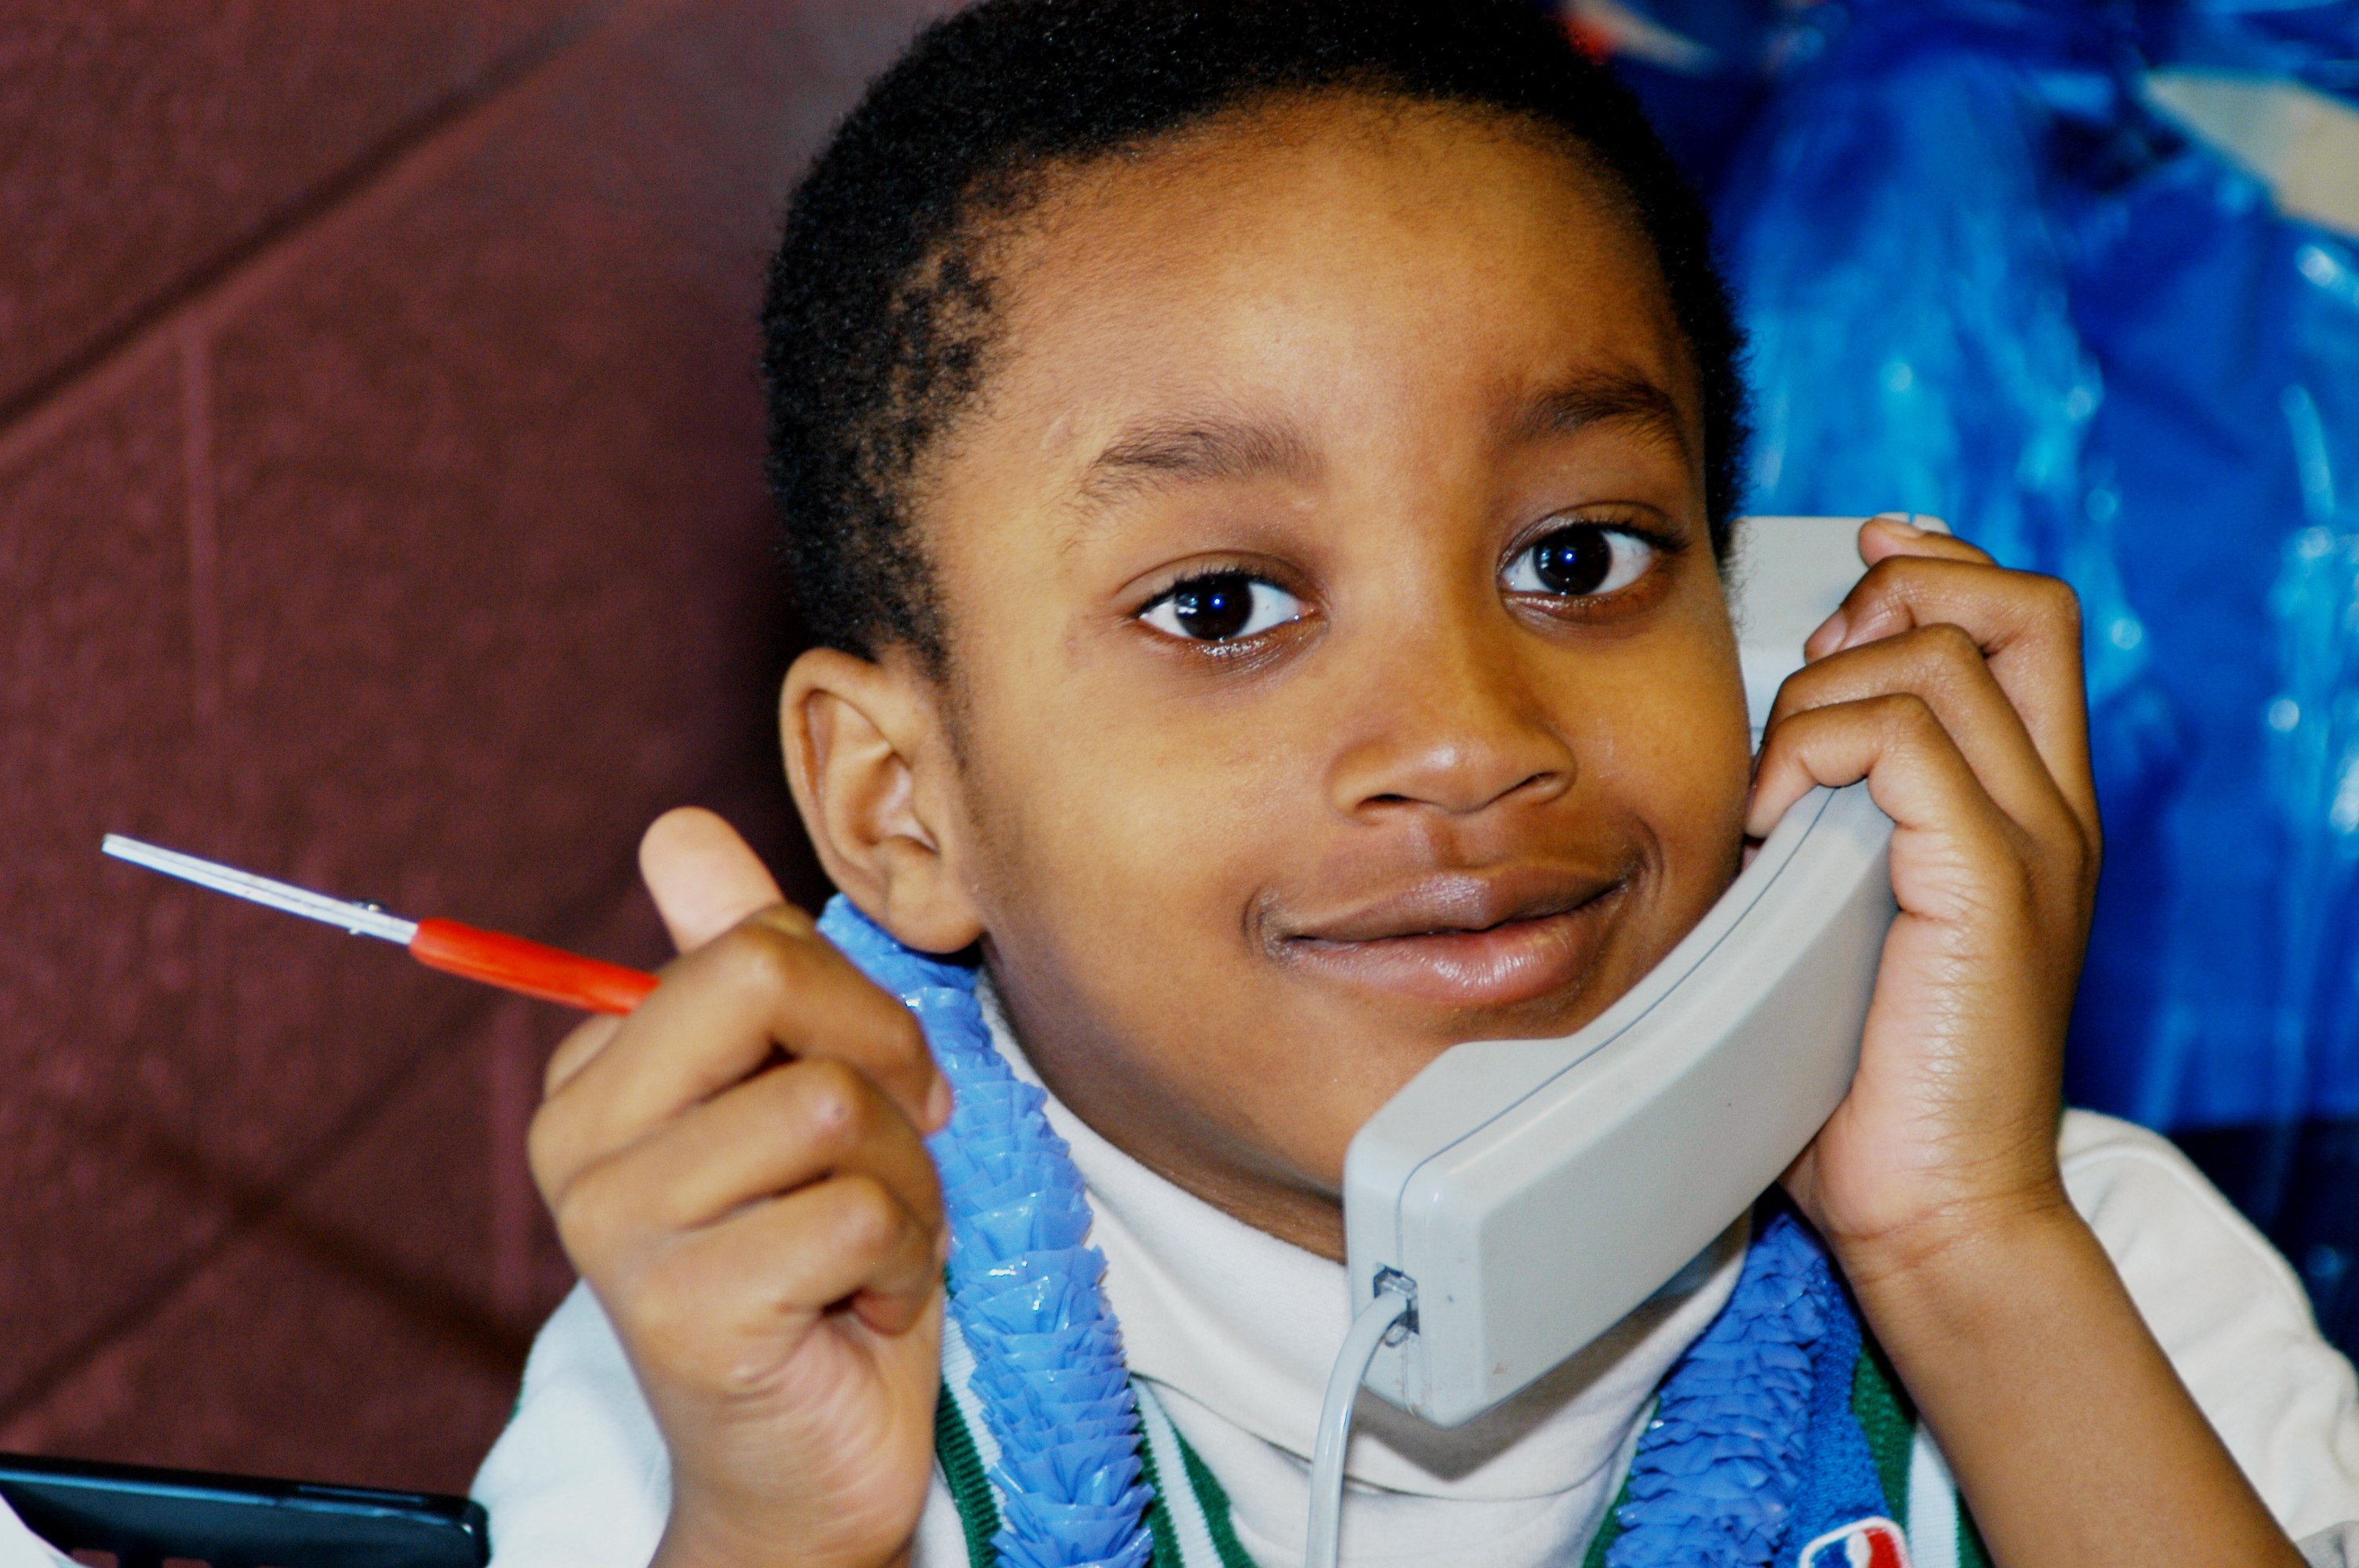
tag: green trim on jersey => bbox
[1958,1506,1995,1568]
[1136,1379,1258,1567]
[1172,1420,1260,1568]
[1852,1335,1917,1522]
[1135,1424,1187,1568]
[1579,1470,1634,1568]
[1855,1327,1997,1568]
[936,1380,1002,1567]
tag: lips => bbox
[1270,867,1629,1010]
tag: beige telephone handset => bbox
[1305,519,1914,1567]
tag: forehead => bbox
[967,93,1696,471]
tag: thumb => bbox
[639,807,787,954]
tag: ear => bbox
[780,646,986,955]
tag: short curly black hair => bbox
[761,0,1747,672]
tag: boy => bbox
[475,3,2359,1565]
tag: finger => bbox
[1749,694,2019,898]
[567,1056,943,1246]
[642,807,787,954]
[1802,517,1989,659]
[536,913,946,1190]
[1856,510,1978,562]
[544,1013,624,1098]
[1766,624,2083,854]
[636,1174,946,1352]
[1804,544,2095,844]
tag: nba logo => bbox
[1797,1516,1911,1568]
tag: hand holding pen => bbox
[105,811,954,1566]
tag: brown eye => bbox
[1503,524,1656,599]
[1141,573,1303,642]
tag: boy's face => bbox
[876,96,1750,1256]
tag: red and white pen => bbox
[101,833,659,1014]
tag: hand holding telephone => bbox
[1306,519,1911,1566]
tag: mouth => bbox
[1272,869,1629,1011]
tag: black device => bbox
[0,1451,489,1568]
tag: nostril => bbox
[1330,724,1580,818]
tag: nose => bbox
[1323,612,1577,823]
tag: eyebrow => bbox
[1064,372,1690,521]
[1074,415,1322,510]
[1509,372,1693,464]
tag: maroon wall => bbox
[0,0,943,1494]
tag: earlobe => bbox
[780,647,986,956]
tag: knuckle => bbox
[2061,811,2103,893]
[791,1058,873,1146]
[2034,572,2081,630]
[1915,620,1981,667]
[709,920,809,998]
[831,1175,903,1257]
[1858,554,1910,592]
[1856,552,1931,602]
[1873,690,1937,732]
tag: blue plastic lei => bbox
[820,898,1154,1568]
[816,897,1888,1568]
[1604,1210,1887,1567]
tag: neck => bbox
[1053,1065,1354,1259]
[981,964,1356,1260]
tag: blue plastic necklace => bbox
[816,896,1888,1568]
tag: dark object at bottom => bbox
[2175,1117,2359,1365]
[0,1450,489,1568]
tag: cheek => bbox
[1592,646,1754,901]
[966,677,1296,956]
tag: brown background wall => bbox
[1,0,943,1495]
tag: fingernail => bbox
[1872,511,1927,538]
[1806,608,1848,657]
[926,1076,954,1132]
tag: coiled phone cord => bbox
[1307,1274,1416,1568]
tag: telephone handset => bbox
[1342,779,1894,1425]
[1337,517,1914,1430]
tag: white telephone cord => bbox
[1306,1273,1416,1568]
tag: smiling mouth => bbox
[1275,876,1628,1011]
